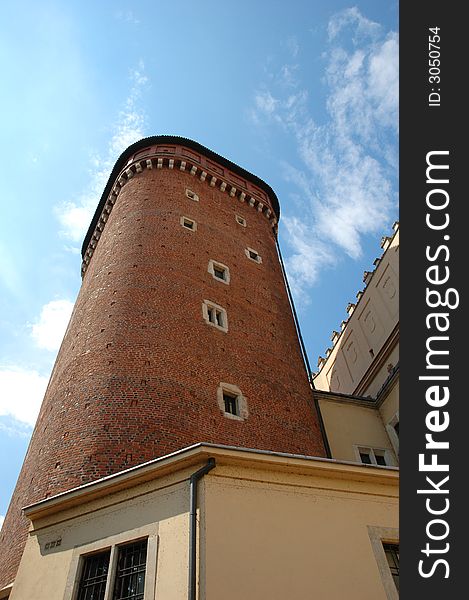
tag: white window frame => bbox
[180,215,197,231]
[354,445,395,467]
[245,247,262,264]
[208,260,230,284]
[367,526,399,600]
[202,300,228,332]
[64,526,158,600]
[185,188,199,202]
[216,382,249,421]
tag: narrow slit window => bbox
[383,543,399,591]
[203,301,228,332]
[223,392,238,416]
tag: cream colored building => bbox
[313,223,399,467]
[5,444,398,600]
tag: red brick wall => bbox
[0,153,325,588]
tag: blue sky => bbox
[0,1,398,524]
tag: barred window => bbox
[113,540,147,600]
[383,543,399,591]
[77,550,110,600]
[76,540,147,600]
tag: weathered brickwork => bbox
[0,140,325,588]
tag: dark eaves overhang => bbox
[81,135,281,258]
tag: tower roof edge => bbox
[81,135,281,258]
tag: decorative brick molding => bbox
[81,145,278,277]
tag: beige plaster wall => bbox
[314,227,399,397]
[10,472,192,600]
[379,379,399,426]
[379,378,400,457]
[8,450,399,600]
[318,399,397,464]
[203,464,398,600]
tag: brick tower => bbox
[0,136,325,589]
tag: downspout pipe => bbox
[188,458,216,600]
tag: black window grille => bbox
[113,539,147,600]
[383,543,399,591]
[77,550,110,600]
[223,393,238,415]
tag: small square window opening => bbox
[236,215,246,227]
[180,216,197,231]
[213,266,226,280]
[374,452,387,466]
[217,383,248,420]
[359,451,372,465]
[185,189,199,202]
[245,247,262,264]
[208,260,230,284]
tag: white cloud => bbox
[0,367,48,427]
[115,9,140,25]
[31,299,74,352]
[55,61,148,242]
[327,7,381,42]
[255,90,279,115]
[251,9,398,302]
[286,35,300,58]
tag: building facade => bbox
[313,223,399,467]
[0,137,399,599]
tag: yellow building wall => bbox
[314,227,399,397]
[318,398,397,464]
[203,464,398,600]
[8,449,398,600]
[379,378,399,426]
[10,472,192,600]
